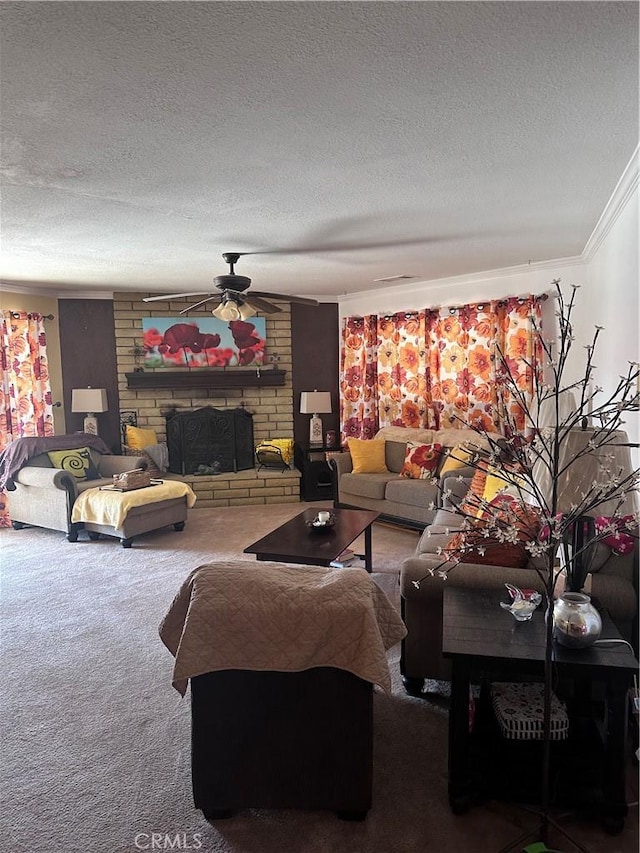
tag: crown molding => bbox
[582,144,639,262]
[337,254,585,309]
[1,280,114,299]
[1,280,61,298]
[56,291,114,300]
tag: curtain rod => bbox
[6,311,55,320]
[353,292,550,322]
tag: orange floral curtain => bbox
[494,296,544,435]
[426,302,500,430]
[340,295,544,441]
[0,311,54,527]
[340,315,379,440]
[377,312,429,428]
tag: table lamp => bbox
[72,387,108,435]
[300,390,332,446]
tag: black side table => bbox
[442,586,638,834]
[294,443,343,502]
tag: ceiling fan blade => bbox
[233,236,448,257]
[179,295,221,314]
[242,294,282,314]
[250,290,319,306]
[143,291,211,302]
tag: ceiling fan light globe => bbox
[238,302,257,320]
[215,300,241,321]
[211,301,233,321]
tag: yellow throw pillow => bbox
[482,467,510,504]
[439,443,475,476]
[348,438,388,474]
[47,447,101,481]
[125,424,157,450]
[478,465,525,516]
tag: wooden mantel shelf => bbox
[125,368,286,390]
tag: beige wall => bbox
[0,289,66,434]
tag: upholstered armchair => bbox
[5,437,147,540]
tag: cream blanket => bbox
[71,480,197,529]
[159,561,407,696]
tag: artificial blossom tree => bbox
[413,279,639,845]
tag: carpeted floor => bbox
[1,503,638,853]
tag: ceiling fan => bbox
[142,252,319,320]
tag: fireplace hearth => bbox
[166,406,254,475]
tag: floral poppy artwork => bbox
[141,317,267,368]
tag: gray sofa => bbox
[330,426,498,529]
[400,506,639,692]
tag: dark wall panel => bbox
[291,302,340,445]
[58,300,121,452]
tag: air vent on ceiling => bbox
[372,274,416,283]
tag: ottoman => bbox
[159,561,407,820]
[191,667,373,820]
[70,480,197,547]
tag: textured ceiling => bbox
[1,1,638,299]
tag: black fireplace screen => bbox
[166,406,254,474]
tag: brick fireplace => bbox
[113,293,293,439]
[112,293,300,506]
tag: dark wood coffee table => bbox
[243,508,379,572]
[442,586,638,833]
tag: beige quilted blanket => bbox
[159,560,407,696]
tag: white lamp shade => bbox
[534,427,638,515]
[300,391,332,415]
[526,389,577,436]
[71,388,108,414]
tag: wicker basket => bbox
[112,468,152,491]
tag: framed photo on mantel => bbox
[141,317,266,368]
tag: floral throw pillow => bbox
[399,442,443,480]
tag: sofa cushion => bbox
[416,525,462,556]
[375,426,435,445]
[399,442,443,480]
[385,441,408,474]
[347,438,388,474]
[414,508,466,552]
[341,472,397,501]
[384,477,440,509]
[47,447,101,481]
[432,427,496,448]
